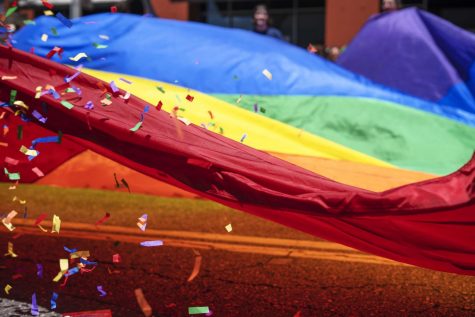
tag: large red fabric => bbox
[1,46,474,275]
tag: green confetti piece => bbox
[10,89,17,104]
[129,121,143,132]
[51,27,58,35]
[260,107,266,113]
[23,20,36,25]
[65,88,75,93]
[60,100,74,109]
[4,168,20,181]
[156,86,165,93]
[188,307,210,315]
[105,93,111,100]
[5,7,18,18]
[92,42,108,49]
[219,127,224,134]
[17,125,22,140]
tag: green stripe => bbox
[214,94,475,175]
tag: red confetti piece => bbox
[186,94,194,102]
[46,46,63,59]
[42,0,54,9]
[110,6,117,13]
[34,213,48,226]
[95,212,110,226]
[156,100,163,111]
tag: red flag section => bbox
[1,46,474,275]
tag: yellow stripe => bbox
[83,68,394,168]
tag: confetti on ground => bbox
[156,86,165,93]
[262,68,273,80]
[56,12,73,28]
[137,214,147,231]
[44,10,54,16]
[41,34,48,42]
[31,293,39,316]
[37,264,43,278]
[110,81,119,93]
[20,145,38,157]
[51,27,58,35]
[140,240,163,247]
[97,285,107,297]
[236,95,242,103]
[4,157,18,165]
[5,242,18,257]
[95,212,111,226]
[189,306,210,315]
[187,250,202,282]
[51,214,61,233]
[93,43,108,49]
[121,177,130,192]
[240,133,247,143]
[130,105,149,132]
[4,168,20,181]
[1,75,17,80]
[50,292,58,310]
[134,288,152,317]
[4,284,12,294]
[69,52,88,62]
[186,94,194,102]
[225,223,233,232]
[32,110,47,123]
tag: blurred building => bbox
[13,0,475,48]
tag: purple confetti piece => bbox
[240,133,247,143]
[110,81,119,93]
[65,71,80,83]
[119,78,132,84]
[36,263,43,278]
[56,12,73,28]
[31,293,39,316]
[97,285,107,297]
[140,240,163,247]
[47,89,60,99]
[84,101,94,110]
[71,85,82,96]
[32,110,47,124]
[253,103,258,113]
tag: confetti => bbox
[101,98,112,106]
[12,196,26,204]
[189,306,210,315]
[41,34,48,42]
[110,81,119,93]
[240,133,247,143]
[225,223,233,232]
[44,10,54,16]
[4,157,19,165]
[23,20,36,25]
[93,43,108,49]
[186,94,194,102]
[112,253,121,263]
[130,105,149,132]
[20,145,38,157]
[1,75,17,80]
[2,210,17,231]
[5,242,17,257]
[95,212,111,226]
[110,5,118,13]
[51,214,61,233]
[69,52,88,62]
[137,214,147,231]
[32,110,47,123]
[50,292,58,310]
[121,177,130,192]
[4,284,12,294]
[119,77,131,84]
[46,46,63,59]
[156,100,163,110]
[262,68,273,80]
[97,285,107,297]
[4,168,20,181]
[5,6,18,18]
[134,288,152,317]
[120,92,131,100]
[65,71,81,83]
[187,250,202,282]
[156,86,165,93]
[85,101,94,110]
[32,167,45,177]
[37,264,44,278]
[34,213,48,227]
[51,27,58,35]
[99,35,110,40]
[139,240,163,247]
[31,293,39,316]
[56,12,73,28]
[60,100,74,109]
[42,0,54,9]
[53,258,69,282]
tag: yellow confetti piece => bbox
[4,284,12,294]
[12,196,26,204]
[51,215,61,234]
[225,223,233,232]
[101,98,112,106]
[44,10,54,16]
[262,68,273,80]
[5,242,17,257]
[13,100,28,109]
[53,258,69,282]
[19,145,38,157]
[70,250,90,259]
[69,52,88,62]
[41,34,48,42]
[35,86,42,99]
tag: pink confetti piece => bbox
[32,167,45,177]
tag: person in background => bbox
[381,0,402,12]
[253,4,283,40]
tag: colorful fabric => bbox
[12,13,475,175]
[338,8,475,113]
[1,47,475,275]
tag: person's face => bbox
[254,11,269,27]
[382,0,397,11]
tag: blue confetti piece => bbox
[51,292,58,310]
[140,240,163,247]
[56,13,73,28]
